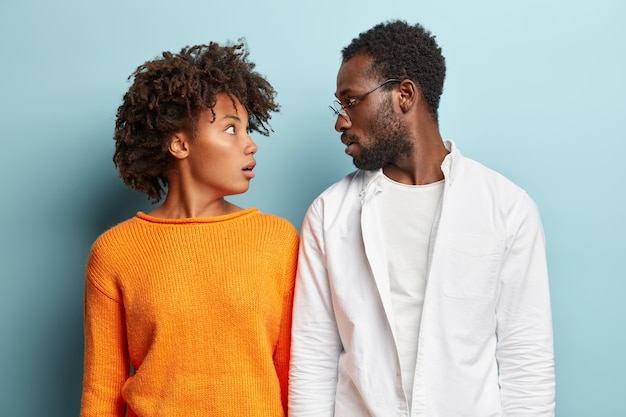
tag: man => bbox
[289,20,555,417]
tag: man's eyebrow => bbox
[335,88,349,98]
[336,86,360,99]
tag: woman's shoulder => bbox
[88,216,151,263]
[255,211,296,228]
[251,212,299,241]
[93,215,142,242]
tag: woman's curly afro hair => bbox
[341,20,446,123]
[113,41,279,203]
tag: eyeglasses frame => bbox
[329,78,402,120]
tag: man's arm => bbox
[496,193,555,416]
[289,202,343,417]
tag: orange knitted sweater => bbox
[80,208,299,417]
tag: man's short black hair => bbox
[342,20,446,122]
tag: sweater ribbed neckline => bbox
[135,207,259,225]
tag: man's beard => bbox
[352,101,413,171]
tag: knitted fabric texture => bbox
[80,208,299,417]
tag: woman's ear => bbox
[168,132,190,160]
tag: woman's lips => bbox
[242,162,256,179]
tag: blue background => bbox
[1,1,624,415]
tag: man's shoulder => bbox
[453,154,540,220]
[320,169,368,194]
[312,169,369,204]
[447,141,521,190]
[456,153,525,193]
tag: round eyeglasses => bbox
[329,79,401,121]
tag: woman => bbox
[80,42,298,417]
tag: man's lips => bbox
[341,134,359,155]
[341,133,359,147]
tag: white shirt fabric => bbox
[378,177,444,410]
[289,141,555,417]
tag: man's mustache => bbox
[341,133,360,144]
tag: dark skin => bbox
[150,94,257,219]
[334,53,449,185]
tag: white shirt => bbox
[379,177,444,409]
[289,141,555,417]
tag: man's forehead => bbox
[336,54,375,95]
[339,53,372,75]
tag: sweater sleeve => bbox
[273,225,299,414]
[80,246,130,417]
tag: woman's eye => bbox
[225,126,235,135]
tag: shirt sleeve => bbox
[496,192,555,416]
[289,202,343,417]
[80,247,129,417]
